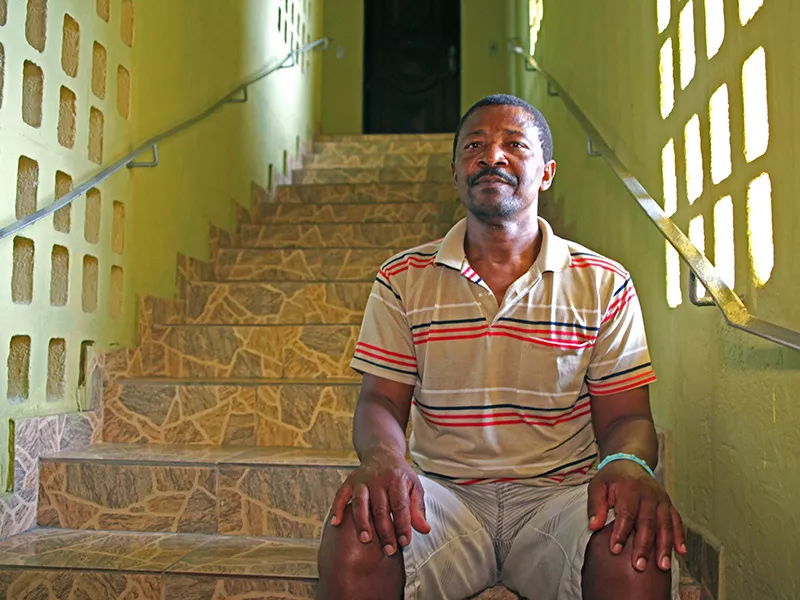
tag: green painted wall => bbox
[320,0,363,135]
[129,0,324,300]
[319,0,515,134]
[511,1,799,597]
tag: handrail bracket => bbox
[127,144,160,169]
[227,87,248,104]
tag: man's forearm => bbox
[597,416,659,469]
[352,395,409,463]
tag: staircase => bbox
[0,134,700,600]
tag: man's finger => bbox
[330,483,353,527]
[655,502,674,571]
[351,483,374,543]
[369,485,398,556]
[630,498,658,571]
[671,506,687,555]
[409,479,431,535]
[587,477,609,531]
[609,485,639,556]
[388,476,413,548]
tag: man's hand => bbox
[330,448,431,556]
[587,460,686,572]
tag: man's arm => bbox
[329,374,430,556]
[587,385,686,572]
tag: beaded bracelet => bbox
[597,452,656,478]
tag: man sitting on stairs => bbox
[316,94,686,600]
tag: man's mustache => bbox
[467,167,518,187]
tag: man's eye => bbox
[465,142,480,149]
[510,141,524,148]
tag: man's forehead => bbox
[461,105,536,135]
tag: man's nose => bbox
[478,144,509,167]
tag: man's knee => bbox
[583,524,671,599]
[318,505,402,577]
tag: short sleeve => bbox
[350,273,418,386]
[585,276,656,396]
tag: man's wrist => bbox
[597,452,656,478]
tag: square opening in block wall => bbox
[50,245,69,306]
[96,0,109,22]
[121,0,134,47]
[58,86,77,148]
[61,14,80,78]
[0,0,7,26]
[7,336,32,405]
[16,156,39,219]
[84,188,101,244]
[22,60,44,127]
[0,42,5,109]
[89,107,104,163]
[112,201,125,254]
[47,338,66,402]
[12,237,35,305]
[82,255,98,312]
[78,340,94,386]
[110,265,123,318]
[25,0,47,52]
[117,64,130,118]
[54,171,72,233]
[91,41,106,98]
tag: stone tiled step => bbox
[316,132,452,143]
[0,528,319,599]
[214,247,404,281]
[292,165,451,185]
[37,444,357,537]
[102,378,359,449]
[0,528,702,600]
[257,200,457,224]
[180,281,371,325]
[302,151,451,169]
[275,182,458,204]
[239,222,447,249]
[145,324,360,379]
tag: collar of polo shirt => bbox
[434,217,572,274]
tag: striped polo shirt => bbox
[350,217,656,487]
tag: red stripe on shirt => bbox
[413,329,593,350]
[588,369,655,392]
[589,374,657,396]
[419,407,592,428]
[356,342,415,362]
[602,288,638,323]
[412,399,590,421]
[570,258,627,278]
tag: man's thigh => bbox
[403,475,497,600]
[500,484,679,600]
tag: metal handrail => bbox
[510,44,800,352]
[0,37,330,240]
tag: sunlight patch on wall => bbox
[739,0,764,25]
[529,0,544,55]
[704,0,725,58]
[689,215,706,297]
[679,1,696,89]
[713,196,735,288]
[657,0,671,33]
[666,242,682,308]
[659,38,675,119]
[709,84,732,184]
[746,173,773,286]
[662,139,678,216]
[742,47,769,163]
[684,114,703,204]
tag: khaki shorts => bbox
[402,475,679,600]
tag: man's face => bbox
[451,105,555,221]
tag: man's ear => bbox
[539,160,557,191]
[451,162,458,189]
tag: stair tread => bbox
[41,442,358,468]
[115,377,361,386]
[0,528,318,578]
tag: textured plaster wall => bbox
[0,0,134,490]
[511,1,800,598]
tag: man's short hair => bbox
[452,94,554,163]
